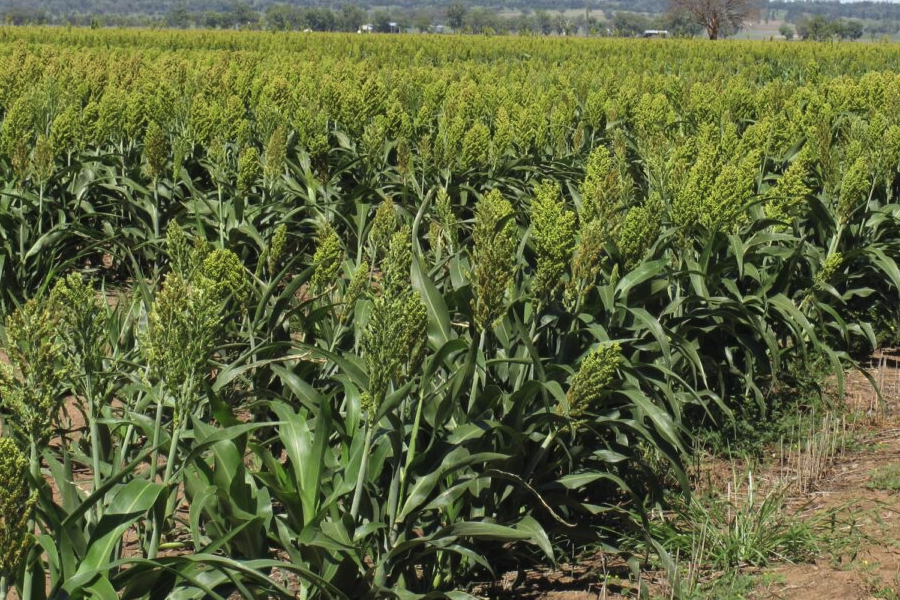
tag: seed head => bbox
[267,224,288,278]
[264,124,288,187]
[202,248,250,304]
[0,298,66,444]
[341,260,370,322]
[142,273,220,413]
[470,189,518,332]
[33,134,54,187]
[461,121,490,170]
[838,155,871,224]
[765,161,810,226]
[0,436,35,577]
[530,180,576,303]
[237,146,260,197]
[144,121,168,181]
[616,195,661,270]
[362,284,427,418]
[564,218,606,312]
[562,343,622,419]
[370,198,399,260]
[50,274,107,405]
[435,188,458,252]
[382,225,412,299]
[310,223,344,293]
[815,252,843,286]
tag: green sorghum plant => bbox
[341,260,370,322]
[460,120,490,170]
[370,198,399,259]
[815,252,844,285]
[267,223,288,278]
[581,145,617,224]
[0,437,35,581]
[470,189,518,333]
[616,194,662,270]
[0,299,66,445]
[838,155,871,224]
[530,180,577,303]
[701,151,760,233]
[32,134,53,187]
[51,274,107,396]
[144,121,168,181]
[562,343,622,419]
[435,187,458,252]
[264,124,288,187]
[202,248,250,304]
[142,273,222,413]
[564,218,606,312]
[765,160,811,226]
[310,223,344,293]
[382,225,412,298]
[237,146,260,197]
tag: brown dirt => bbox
[750,351,900,600]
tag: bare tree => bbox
[669,0,758,40]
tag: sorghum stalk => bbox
[350,424,376,522]
[20,439,39,600]
[467,329,487,414]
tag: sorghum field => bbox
[1,27,900,599]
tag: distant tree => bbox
[535,9,552,34]
[166,2,190,28]
[229,1,258,29]
[372,10,391,32]
[669,0,758,39]
[839,19,864,40]
[341,5,366,32]
[446,2,467,31]
[779,22,793,40]
[796,15,831,41]
[612,11,653,37]
[411,13,432,32]
[660,9,704,37]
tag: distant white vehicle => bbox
[359,23,373,33]
[642,29,669,38]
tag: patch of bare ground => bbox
[749,350,900,600]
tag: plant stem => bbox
[523,429,558,484]
[149,417,183,560]
[467,330,487,414]
[218,185,224,246]
[393,388,426,544]
[86,379,104,521]
[21,440,39,600]
[152,180,160,271]
[350,423,375,522]
[1,573,8,600]
[149,397,164,482]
